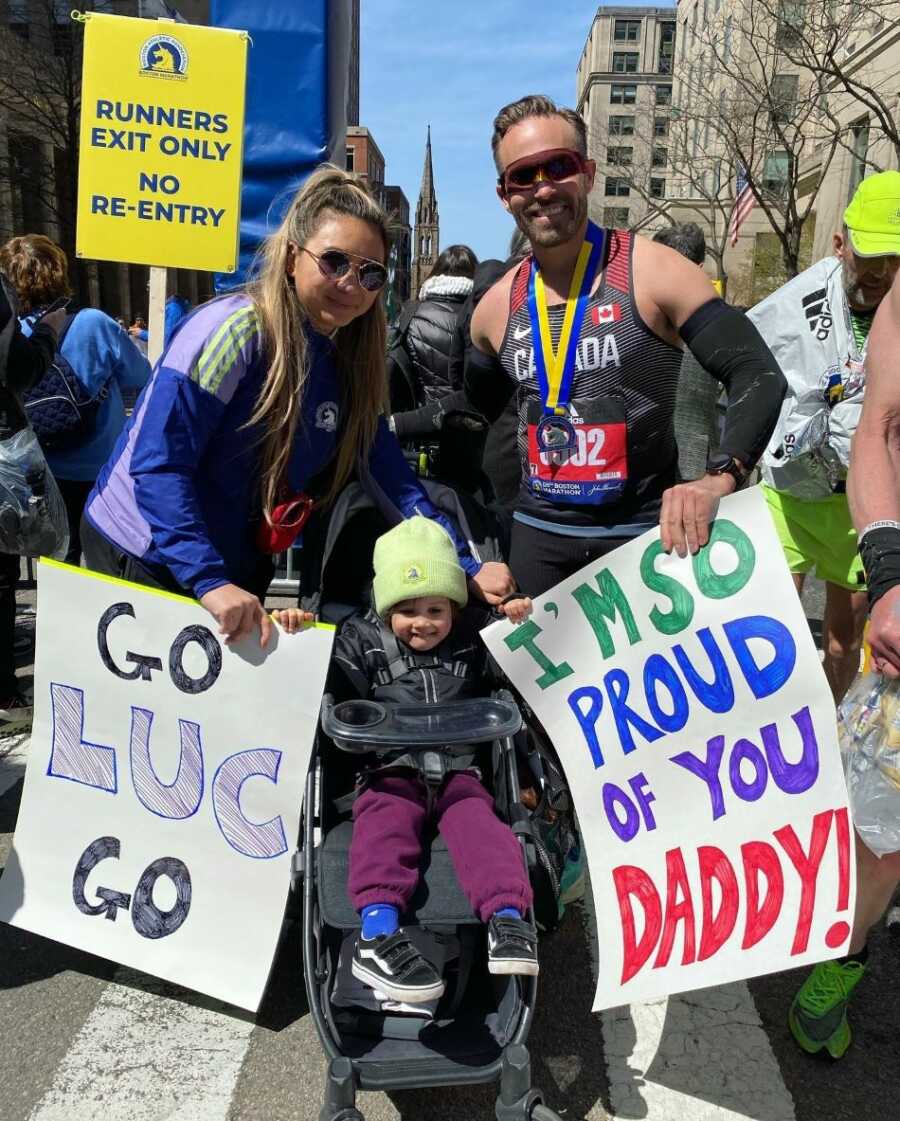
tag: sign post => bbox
[483,488,854,1011]
[0,563,333,1011]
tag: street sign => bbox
[76,12,248,273]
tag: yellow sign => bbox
[76,13,248,273]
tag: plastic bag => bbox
[839,672,900,856]
[0,426,68,557]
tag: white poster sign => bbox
[0,562,333,1011]
[483,488,854,1011]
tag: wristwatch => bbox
[706,452,748,488]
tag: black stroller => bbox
[292,484,567,1121]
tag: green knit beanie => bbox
[372,516,468,618]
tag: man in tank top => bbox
[466,95,788,596]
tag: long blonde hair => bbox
[247,165,391,520]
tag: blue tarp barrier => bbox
[209,1,351,290]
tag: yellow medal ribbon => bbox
[533,238,595,413]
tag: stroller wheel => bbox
[327,1112,364,1121]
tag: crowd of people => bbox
[1,91,899,1052]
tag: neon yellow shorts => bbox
[762,484,866,592]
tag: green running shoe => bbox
[789,958,867,1059]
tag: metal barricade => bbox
[269,545,302,597]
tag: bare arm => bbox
[849,275,900,675]
[633,237,720,343]
[849,277,900,531]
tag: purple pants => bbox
[348,770,533,923]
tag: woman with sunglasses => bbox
[81,166,513,645]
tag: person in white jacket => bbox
[752,171,900,702]
[786,264,900,1063]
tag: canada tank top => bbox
[496,229,684,531]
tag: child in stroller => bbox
[276,514,537,1004]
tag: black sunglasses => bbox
[299,246,387,292]
[499,148,587,194]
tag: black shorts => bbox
[509,518,635,597]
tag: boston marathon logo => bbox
[139,35,188,81]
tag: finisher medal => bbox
[536,412,577,465]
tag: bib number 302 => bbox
[539,426,607,468]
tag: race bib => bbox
[526,397,628,506]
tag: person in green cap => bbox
[274,516,537,1003]
[750,170,900,707]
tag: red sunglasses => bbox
[498,148,588,194]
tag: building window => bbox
[345,147,354,172]
[607,146,634,166]
[655,84,672,106]
[763,150,791,195]
[609,115,635,137]
[605,177,631,197]
[613,52,640,74]
[650,177,666,199]
[654,117,669,138]
[771,73,799,124]
[652,147,668,168]
[849,118,870,199]
[610,83,637,105]
[658,22,675,73]
[776,1,806,47]
[52,0,72,56]
[604,206,630,227]
[614,19,641,42]
[723,16,733,62]
[9,0,28,36]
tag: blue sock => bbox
[495,907,522,920]
[361,904,399,939]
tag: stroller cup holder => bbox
[321,695,522,752]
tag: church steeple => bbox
[411,126,439,298]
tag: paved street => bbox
[0,579,896,1121]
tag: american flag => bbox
[729,167,756,246]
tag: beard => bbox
[516,190,589,248]
[842,258,891,312]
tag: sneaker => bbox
[351,929,445,1003]
[487,915,539,976]
[789,958,867,1058]
[0,692,33,735]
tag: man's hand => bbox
[866,586,900,677]
[469,561,516,605]
[660,473,736,557]
[200,583,273,648]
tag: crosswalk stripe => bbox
[28,967,255,1121]
[601,985,796,1120]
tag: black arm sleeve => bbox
[463,345,514,424]
[391,391,465,439]
[679,298,787,468]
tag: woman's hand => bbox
[200,583,273,647]
[469,561,516,605]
